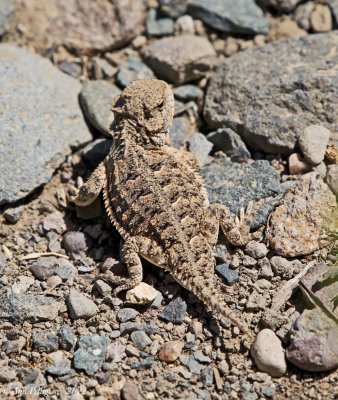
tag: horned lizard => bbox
[75,79,262,340]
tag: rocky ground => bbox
[0,0,337,399]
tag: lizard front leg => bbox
[209,200,264,246]
[74,161,106,206]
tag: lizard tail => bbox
[185,280,254,342]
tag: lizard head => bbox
[111,79,174,146]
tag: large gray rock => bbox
[187,0,270,35]
[0,294,63,323]
[204,32,338,155]
[287,309,338,372]
[0,45,91,205]
[142,35,216,84]
[268,172,336,257]
[9,0,146,52]
[200,157,285,229]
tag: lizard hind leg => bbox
[101,236,165,297]
[211,200,264,247]
[102,236,144,297]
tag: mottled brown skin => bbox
[75,79,262,340]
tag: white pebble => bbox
[251,329,286,377]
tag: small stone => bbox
[288,153,311,175]
[158,341,184,362]
[188,0,270,35]
[116,56,155,89]
[245,241,268,259]
[82,138,112,167]
[130,356,156,370]
[270,256,294,279]
[299,125,331,165]
[170,116,189,149]
[3,204,25,223]
[189,133,213,166]
[286,308,338,372]
[0,367,16,383]
[175,15,195,34]
[146,8,174,37]
[58,61,82,78]
[131,35,147,49]
[125,282,158,304]
[216,263,239,285]
[261,385,276,398]
[119,322,139,336]
[29,256,59,281]
[0,250,6,275]
[79,80,121,137]
[194,350,211,364]
[46,359,72,377]
[130,331,152,350]
[33,331,59,353]
[17,368,40,385]
[125,344,140,357]
[43,211,66,233]
[326,164,338,196]
[187,357,203,374]
[54,259,77,281]
[246,292,269,311]
[11,275,34,294]
[67,288,98,320]
[122,380,140,400]
[63,231,92,254]
[292,2,314,31]
[2,337,26,355]
[151,291,163,308]
[96,378,126,399]
[58,325,74,351]
[160,296,187,323]
[206,128,250,163]
[96,58,117,79]
[95,280,112,297]
[106,339,126,362]
[268,16,307,42]
[311,4,332,32]
[159,0,188,18]
[117,308,139,323]
[74,336,109,375]
[142,35,216,84]
[251,329,286,377]
[199,366,214,386]
[173,85,203,102]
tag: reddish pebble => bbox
[288,153,311,175]
[158,341,184,362]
